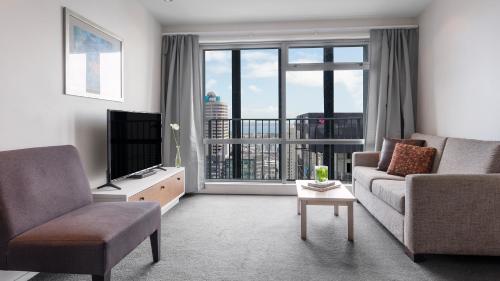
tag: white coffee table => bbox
[296,180,356,241]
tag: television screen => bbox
[108,110,162,180]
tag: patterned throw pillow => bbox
[387,143,437,177]
[377,138,426,171]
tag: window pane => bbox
[334,70,363,113]
[240,49,279,120]
[286,71,324,119]
[334,47,364,63]
[288,48,323,64]
[204,50,232,179]
[204,50,232,118]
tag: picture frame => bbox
[64,7,123,102]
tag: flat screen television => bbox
[107,110,163,181]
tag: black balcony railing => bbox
[206,118,280,139]
[204,116,364,182]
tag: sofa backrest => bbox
[411,133,448,173]
[0,145,92,265]
[437,138,500,174]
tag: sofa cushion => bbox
[411,133,447,173]
[377,138,425,171]
[437,138,500,174]
[387,143,437,177]
[7,202,161,274]
[371,180,406,214]
[353,166,405,191]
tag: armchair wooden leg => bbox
[92,271,110,281]
[405,247,425,263]
[150,228,161,262]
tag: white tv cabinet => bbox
[92,167,185,214]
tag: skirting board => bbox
[202,182,297,195]
[201,182,353,196]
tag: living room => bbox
[1,0,499,280]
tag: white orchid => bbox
[170,123,180,131]
[170,123,180,147]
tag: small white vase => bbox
[175,145,181,168]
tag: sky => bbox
[204,47,364,119]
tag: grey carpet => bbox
[32,194,500,281]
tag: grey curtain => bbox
[365,29,419,151]
[161,35,203,193]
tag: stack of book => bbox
[301,181,341,192]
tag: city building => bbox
[295,112,363,181]
[204,91,229,178]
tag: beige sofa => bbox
[352,133,500,261]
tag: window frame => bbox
[201,39,369,183]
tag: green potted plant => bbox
[314,165,328,182]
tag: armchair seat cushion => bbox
[353,166,404,191]
[7,202,160,275]
[372,180,406,214]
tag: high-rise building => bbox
[287,125,297,180]
[294,112,363,181]
[204,92,229,137]
[204,91,229,178]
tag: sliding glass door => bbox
[203,41,368,182]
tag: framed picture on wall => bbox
[64,7,123,102]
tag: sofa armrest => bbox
[404,173,500,255]
[352,151,380,168]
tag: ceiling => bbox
[139,0,433,26]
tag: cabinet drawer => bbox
[129,171,185,206]
[129,184,162,203]
[167,171,184,198]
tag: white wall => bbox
[0,0,162,188]
[417,0,500,140]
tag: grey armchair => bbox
[0,145,161,281]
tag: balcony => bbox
[204,115,364,182]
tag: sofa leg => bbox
[92,271,110,281]
[405,247,425,263]
[150,229,161,262]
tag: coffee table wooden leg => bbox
[301,200,307,240]
[334,204,339,217]
[347,202,353,241]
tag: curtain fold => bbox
[161,35,203,193]
[365,29,419,151]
